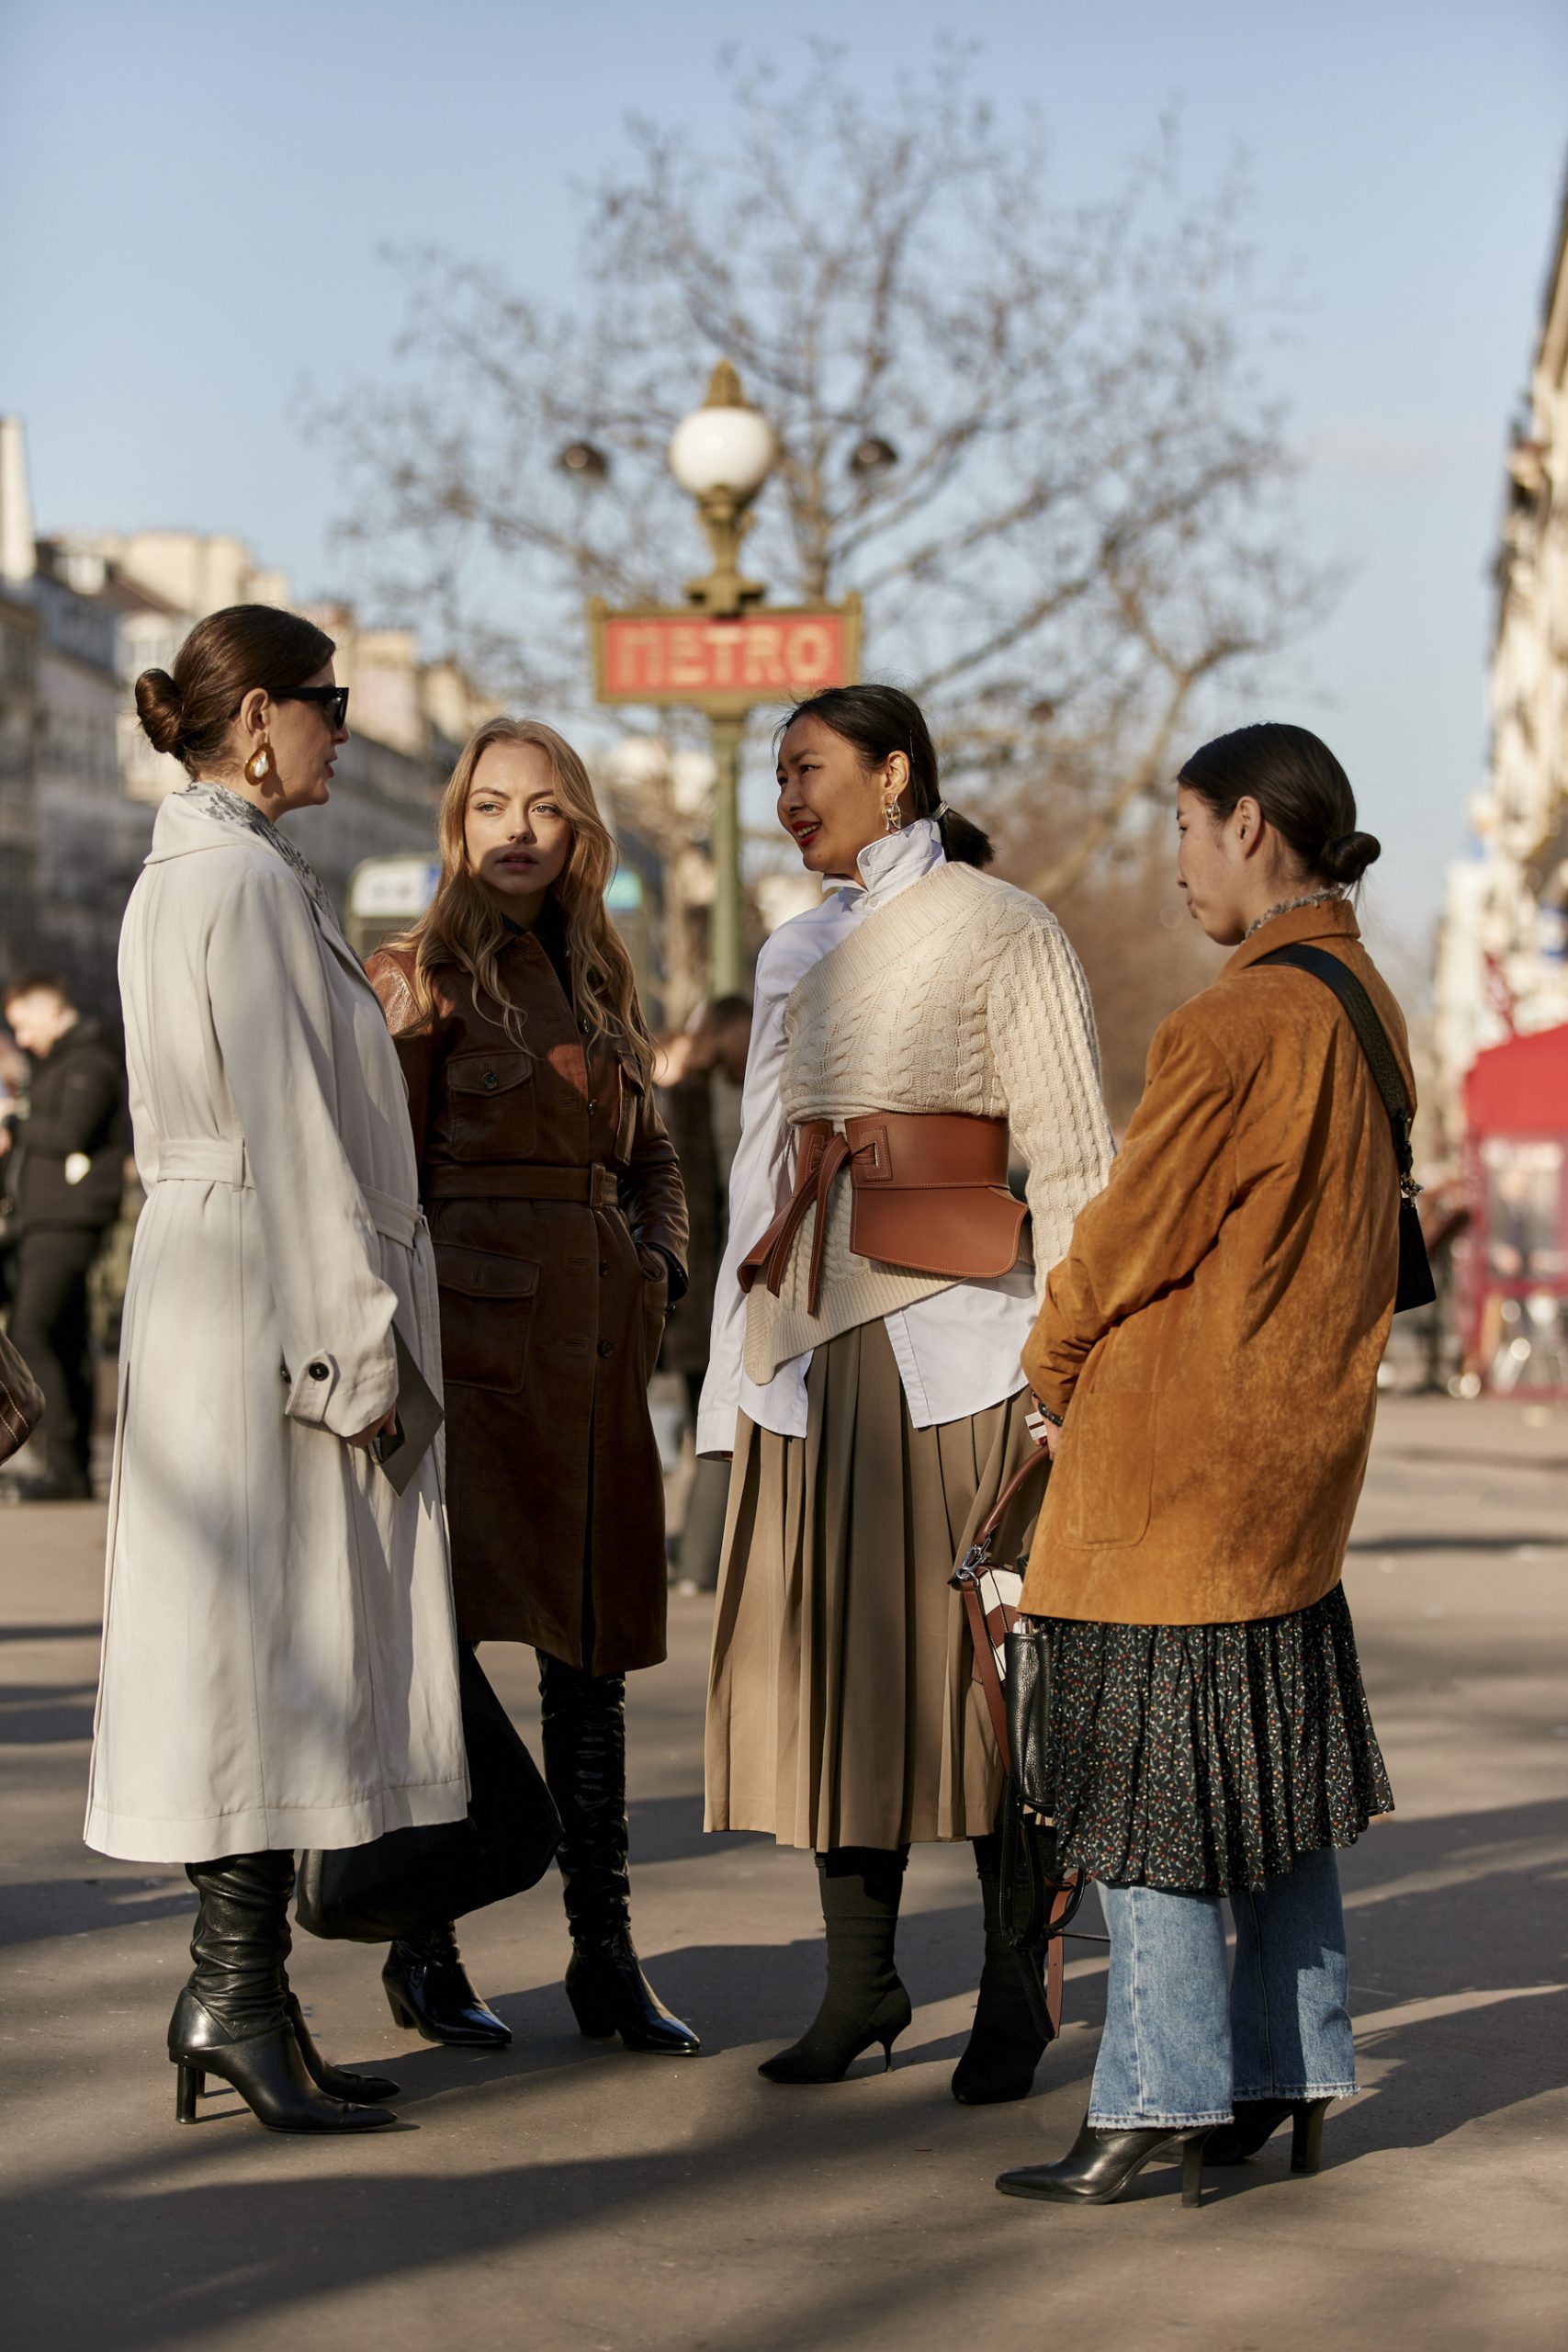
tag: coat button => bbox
[308,1361,329,1381]
[597,1340,614,1359]
[599,1261,609,1277]
[482,1070,499,1091]
[579,1017,591,1036]
[586,1099,599,1116]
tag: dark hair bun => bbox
[936,807,995,870]
[1319,830,1382,886]
[135,667,185,758]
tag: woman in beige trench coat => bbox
[84,605,467,2137]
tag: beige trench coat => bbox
[84,791,468,1863]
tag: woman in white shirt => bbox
[701,684,1112,2097]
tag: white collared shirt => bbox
[695,821,1038,1455]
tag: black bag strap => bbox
[1256,944,1416,1200]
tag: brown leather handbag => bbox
[0,1326,44,1466]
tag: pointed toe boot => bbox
[541,1652,700,2056]
[170,1854,394,2134]
[382,1925,512,2048]
[998,2119,1213,2210]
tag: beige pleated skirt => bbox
[705,1318,1045,1851]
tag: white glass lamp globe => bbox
[668,402,775,501]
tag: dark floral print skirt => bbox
[1034,1582,1393,1894]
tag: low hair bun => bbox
[1319,829,1382,886]
[135,667,185,758]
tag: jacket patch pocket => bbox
[1065,1390,1156,1548]
[434,1244,539,1396]
[441,1049,536,1159]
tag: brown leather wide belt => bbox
[423,1161,618,1207]
[739,1113,1027,1316]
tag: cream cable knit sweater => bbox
[743,860,1115,1385]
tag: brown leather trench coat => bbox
[1020,899,1415,1628]
[367,934,687,1673]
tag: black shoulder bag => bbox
[1256,943,1436,1313]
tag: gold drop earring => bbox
[244,739,274,785]
[884,797,903,833]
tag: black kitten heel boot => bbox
[382,1924,512,2049]
[541,1652,700,2056]
[998,2118,1214,2209]
[952,1838,1050,2105]
[759,1848,913,2086]
[1206,2096,1333,2173]
[170,1854,393,2134]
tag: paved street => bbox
[3,1393,1565,2352]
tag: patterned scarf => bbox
[180,781,334,921]
[1243,888,1345,942]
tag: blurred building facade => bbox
[0,418,496,1020]
[1436,184,1568,1102]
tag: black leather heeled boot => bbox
[171,1852,393,2133]
[382,1924,512,2049]
[998,2118,1214,2209]
[759,1848,912,2085]
[1206,2096,1332,2172]
[952,1835,1050,2105]
[539,1651,700,2055]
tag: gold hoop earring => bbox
[244,738,274,785]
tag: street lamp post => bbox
[667,362,775,995]
[587,361,860,1002]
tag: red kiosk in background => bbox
[1460,1024,1568,1393]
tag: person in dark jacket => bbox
[1,976,130,1500]
[367,717,698,2060]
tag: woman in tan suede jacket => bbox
[997,722,1403,2217]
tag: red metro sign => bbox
[589,597,861,715]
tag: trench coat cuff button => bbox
[597,1340,614,1359]
[309,1362,330,1380]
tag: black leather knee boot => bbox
[951,1831,1050,2105]
[170,1852,393,2132]
[538,1651,700,2054]
[759,1847,912,2084]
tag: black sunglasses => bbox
[276,685,350,729]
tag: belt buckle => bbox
[591,1163,615,1208]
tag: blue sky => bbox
[3,0,1564,949]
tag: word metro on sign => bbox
[591,601,860,712]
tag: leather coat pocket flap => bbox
[434,1244,540,1300]
[446,1050,534,1100]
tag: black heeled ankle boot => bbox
[952,1834,1050,2106]
[539,1652,700,2055]
[170,1852,393,2133]
[1206,2096,1332,2172]
[759,1848,913,2085]
[382,1924,512,2048]
[998,2118,1214,2209]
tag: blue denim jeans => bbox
[1088,1846,1358,2130]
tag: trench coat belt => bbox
[737,1111,1026,1317]
[423,1160,619,1208]
[154,1138,423,1250]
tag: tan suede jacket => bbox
[1019,899,1414,1627]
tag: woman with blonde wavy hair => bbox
[366,717,698,2058]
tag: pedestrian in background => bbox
[86,604,467,2135]
[368,716,699,2058]
[701,684,1113,2098]
[0,975,130,1501]
[997,723,1399,2214]
[657,992,753,1591]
